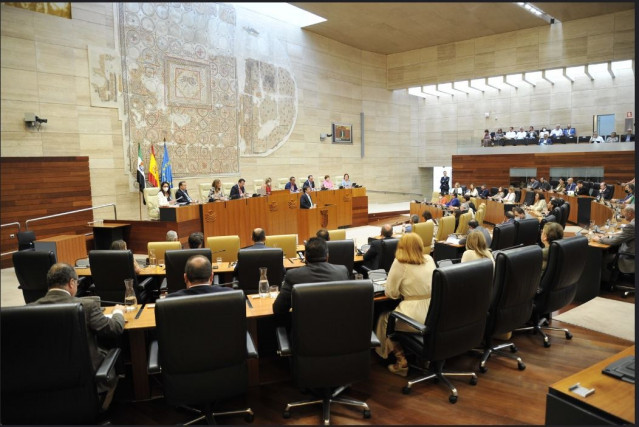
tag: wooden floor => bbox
[106,286,634,425]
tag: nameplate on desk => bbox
[445,235,462,245]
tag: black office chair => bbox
[148,291,256,424]
[236,248,284,295]
[276,281,379,424]
[88,250,153,304]
[514,190,521,203]
[490,223,516,251]
[523,191,535,205]
[387,259,493,403]
[605,184,614,200]
[514,236,588,347]
[490,187,498,196]
[608,250,635,298]
[562,202,571,225]
[514,218,540,246]
[326,239,356,278]
[12,250,56,303]
[163,248,212,294]
[17,230,36,250]
[360,238,399,277]
[1,303,121,424]
[473,246,542,372]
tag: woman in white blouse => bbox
[503,186,517,203]
[465,183,478,197]
[208,179,225,201]
[157,181,176,207]
[528,192,547,217]
[461,231,494,267]
[341,173,352,188]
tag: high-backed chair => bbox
[514,218,540,246]
[387,259,493,403]
[143,187,160,220]
[559,203,570,228]
[148,291,256,424]
[435,215,456,241]
[475,206,486,227]
[327,229,346,240]
[164,248,213,294]
[514,236,588,347]
[326,240,355,278]
[514,190,522,203]
[147,241,182,264]
[562,202,571,224]
[88,250,153,304]
[236,248,284,295]
[223,182,234,194]
[608,250,635,298]
[276,281,378,424]
[278,178,289,190]
[170,188,178,201]
[490,223,516,251]
[1,303,121,424]
[199,183,211,201]
[12,250,56,303]
[430,191,440,203]
[413,221,435,254]
[206,235,241,263]
[523,191,535,205]
[17,230,36,250]
[473,246,542,372]
[455,212,472,235]
[605,184,614,200]
[265,234,297,258]
[253,179,264,193]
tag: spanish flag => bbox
[148,145,159,187]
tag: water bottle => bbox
[258,267,269,298]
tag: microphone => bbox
[210,249,226,254]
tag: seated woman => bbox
[527,192,547,217]
[158,181,176,207]
[503,186,517,203]
[612,183,634,205]
[541,222,564,272]
[421,209,438,227]
[605,132,619,143]
[341,173,352,189]
[461,230,494,267]
[465,183,478,197]
[322,175,334,189]
[490,186,506,201]
[452,182,463,195]
[208,179,225,202]
[110,239,141,275]
[375,233,436,377]
[544,198,562,219]
[262,177,272,195]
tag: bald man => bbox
[359,224,395,272]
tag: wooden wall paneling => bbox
[266,192,299,237]
[202,202,230,243]
[245,196,268,243]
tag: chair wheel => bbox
[283,411,290,419]
[449,395,458,404]
[565,332,573,340]
[622,292,629,298]
[479,365,487,373]
[402,386,411,395]
[510,344,518,353]
[543,337,551,348]
[433,377,440,384]
[245,413,255,422]
[470,376,478,385]
[518,362,526,371]
[363,410,371,419]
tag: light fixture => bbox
[587,63,610,79]
[436,83,456,96]
[469,78,487,92]
[485,77,503,91]
[452,81,474,94]
[523,71,541,86]
[505,74,523,89]
[408,87,430,99]
[229,3,326,27]
[517,2,557,24]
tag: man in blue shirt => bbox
[284,176,298,192]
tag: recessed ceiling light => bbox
[230,3,326,28]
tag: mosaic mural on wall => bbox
[118,2,298,180]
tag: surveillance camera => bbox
[35,116,47,124]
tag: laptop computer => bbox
[602,356,635,384]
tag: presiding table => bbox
[546,345,635,425]
[91,222,131,250]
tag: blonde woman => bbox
[375,233,436,377]
[461,230,494,267]
[208,179,225,201]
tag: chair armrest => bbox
[213,275,220,285]
[95,348,121,383]
[138,276,154,291]
[360,265,372,273]
[246,331,258,359]
[276,326,291,357]
[159,278,167,291]
[388,311,427,335]
[370,331,381,348]
[147,340,161,374]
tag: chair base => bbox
[472,342,525,373]
[283,385,371,425]
[514,317,572,347]
[401,360,477,404]
[179,404,254,425]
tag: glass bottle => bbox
[258,267,269,298]
[124,278,137,312]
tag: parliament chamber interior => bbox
[0,2,635,425]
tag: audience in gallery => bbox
[322,175,334,189]
[166,230,179,242]
[262,177,272,195]
[157,181,176,207]
[622,129,635,142]
[516,127,527,139]
[188,232,204,249]
[341,173,352,189]
[208,179,226,201]
[606,132,619,143]
[374,233,436,377]
[229,178,247,200]
[527,126,538,139]
[165,255,231,298]
[482,130,492,147]
[461,230,494,267]
[285,176,299,192]
[505,127,517,139]
[540,222,564,273]
[538,133,552,145]
[564,124,576,136]
[550,124,564,138]
[458,219,492,247]
[110,239,142,275]
[590,132,604,143]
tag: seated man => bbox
[593,205,635,282]
[606,132,619,143]
[358,224,394,273]
[589,132,604,143]
[273,237,350,314]
[528,177,541,190]
[575,180,590,196]
[175,180,198,205]
[622,129,634,142]
[539,177,551,191]
[166,230,179,242]
[459,219,492,247]
[188,232,204,249]
[300,185,313,209]
[504,127,517,140]
[538,133,552,145]
[563,125,576,137]
[233,228,286,278]
[550,124,564,139]
[564,177,577,193]
[513,206,534,220]
[516,127,527,140]
[166,255,231,298]
[502,211,515,224]
[595,181,612,201]
[284,176,299,192]
[478,184,490,199]
[31,263,125,410]
[229,178,247,199]
[303,175,315,189]
[316,228,330,241]
[404,214,420,233]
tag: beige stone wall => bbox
[387,10,635,89]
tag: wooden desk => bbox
[91,222,130,250]
[410,202,445,220]
[546,345,635,425]
[34,234,87,266]
[297,204,337,242]
[159,204,201,222]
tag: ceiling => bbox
[291,2,635,55]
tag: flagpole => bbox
[139,192,143,220]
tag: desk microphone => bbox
[210,249,226,254]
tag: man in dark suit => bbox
[175,181,198,205]
[166,255,231,298]
[575,180,590,196]
[229,178,247,199]
[594,205,635,280]
[539,177,551,191]
[31,263,125,408]
[478,184,490,199]
[233,228,285,278]
[528,177,541,190]
[595,181,613,201]
[623,129,634,142]
[564,177,577,193]
[273,237,350,314]
[300,185,313,209]
[303,175,315,189]
[360,224,394,271]
[284,176,298,192]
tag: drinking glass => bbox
[355,274,364,280]
[124,279,137,312]
[269,285,279,298]
[216,257,222,268]
[148,249,157,266]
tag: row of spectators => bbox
[481,124,635,146]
